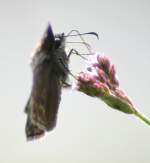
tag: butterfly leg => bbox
[67,48,88,60]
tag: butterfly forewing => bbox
[25,24,68,140]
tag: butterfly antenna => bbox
[65,30,99,53]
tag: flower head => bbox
[74,53,150,126]
[75,53,136,114]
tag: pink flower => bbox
[75,53,136,114]
[74,53,150,126]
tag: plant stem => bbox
[134,110,150,126]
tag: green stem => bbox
[134,110,150,126]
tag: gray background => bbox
[0,0,150,163]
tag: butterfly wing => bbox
[25,24,62,140]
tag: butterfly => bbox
[24,24,99,140]
[25,24,70,140]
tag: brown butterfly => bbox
[24,24,99,140]
[25,24,70,140]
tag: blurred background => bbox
[0,0,150,163]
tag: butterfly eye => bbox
[55,40,61,49]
